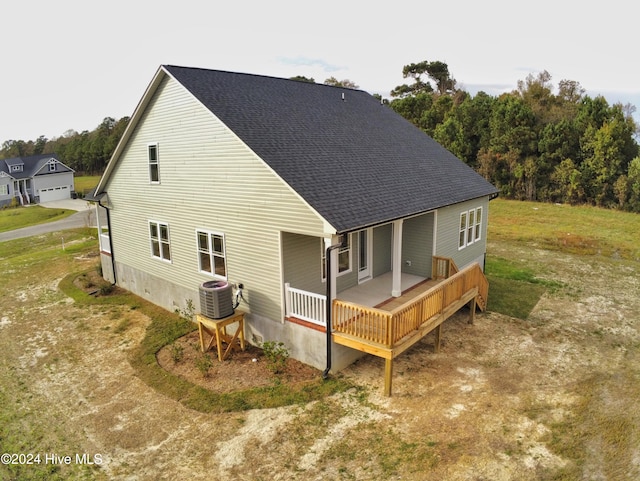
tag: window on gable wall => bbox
[48,161,56,172]
[197,230,227,278]
[148,143,159,183]
[459,207,483,249]
[149,221,171,261]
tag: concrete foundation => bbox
[107,260,365,372]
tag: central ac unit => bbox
[199,281,234,319]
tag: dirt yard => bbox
[1,238,639,480]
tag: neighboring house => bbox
[90,65,498,373]
[0,154,75,207]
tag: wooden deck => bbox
[331,259,488,396]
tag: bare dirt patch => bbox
[156,330,321,392]
[2,239,640,480]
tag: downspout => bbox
[97,196,117,285]
[323,236,345,380]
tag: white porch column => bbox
[324,236,339,300]
[392,219,404,297]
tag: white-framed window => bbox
[321,234,352,279]
[0,184,8,195]
[197,230,227,278]
[148,143,159,183]
[48,161,57,172]
[149,221,171,261]
[11,165,23,172]
[459,207,482,249]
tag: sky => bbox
[2,0,638,144]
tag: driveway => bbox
[0,199,105,242]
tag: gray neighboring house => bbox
[91,65,498,372]
[0,154,75,207]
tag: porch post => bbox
[324,236,339,301]
[392,219,403,297]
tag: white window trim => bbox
[48,161,56,172]
[0,184,8,195]
[458,207,482,250]
[321,233,352,281]
[148,142,160,184]
[149,220,172,262]
[196,229,227,280]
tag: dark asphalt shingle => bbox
[164,65,498,232]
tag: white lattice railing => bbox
[284,283,326,326]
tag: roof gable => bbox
[101,65,498,233]
[2,154,73,178]
[163,66,497,232]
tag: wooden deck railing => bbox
[333,262,486,348]
[332,261,488,396]
[432,255,459,280]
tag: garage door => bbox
[39,185,70,202]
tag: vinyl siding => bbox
[282,232,324,295]
[372,223,392,277]
[401,212,434,277]
[434,197,491,269]
[104,75,328,321]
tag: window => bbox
[148,143,159,183]
[459,207,483,249]
[149,221,171,261]
[321,234,351,279]
[11,165,23,172]
[197,230,227,278]
[0,185,8,196]
[474,207,482,242]
[48,161,57,172]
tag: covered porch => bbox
[285,257,488,396]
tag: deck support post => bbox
[384,358,394,396]
[468,297,476,324]
[433,324,442,352]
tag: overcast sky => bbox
[2,0,638,144]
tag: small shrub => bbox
[195,353,213,377]
[262,341,289,374]
[174,299,195,321]
[170,343,184,363]
[99,283,114,296]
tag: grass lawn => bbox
[0,205,75,233]
[488,198,640,260]
[74,175,101,196]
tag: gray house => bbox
[0,154,75,207]
[91,65,498,377]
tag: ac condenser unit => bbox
[199,281,234,319]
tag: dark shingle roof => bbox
[1,154,70,179]
[164,65,497,233]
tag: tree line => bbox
[389,62,640,211]
[2,64,639,211]
[1,116,129,175]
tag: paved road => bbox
[0,199,105,243]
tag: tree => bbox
[627,157,640,211]
[390,60,456,98]
[33,135,48,155]
[290,75,315,83]
[324,77,359,89]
